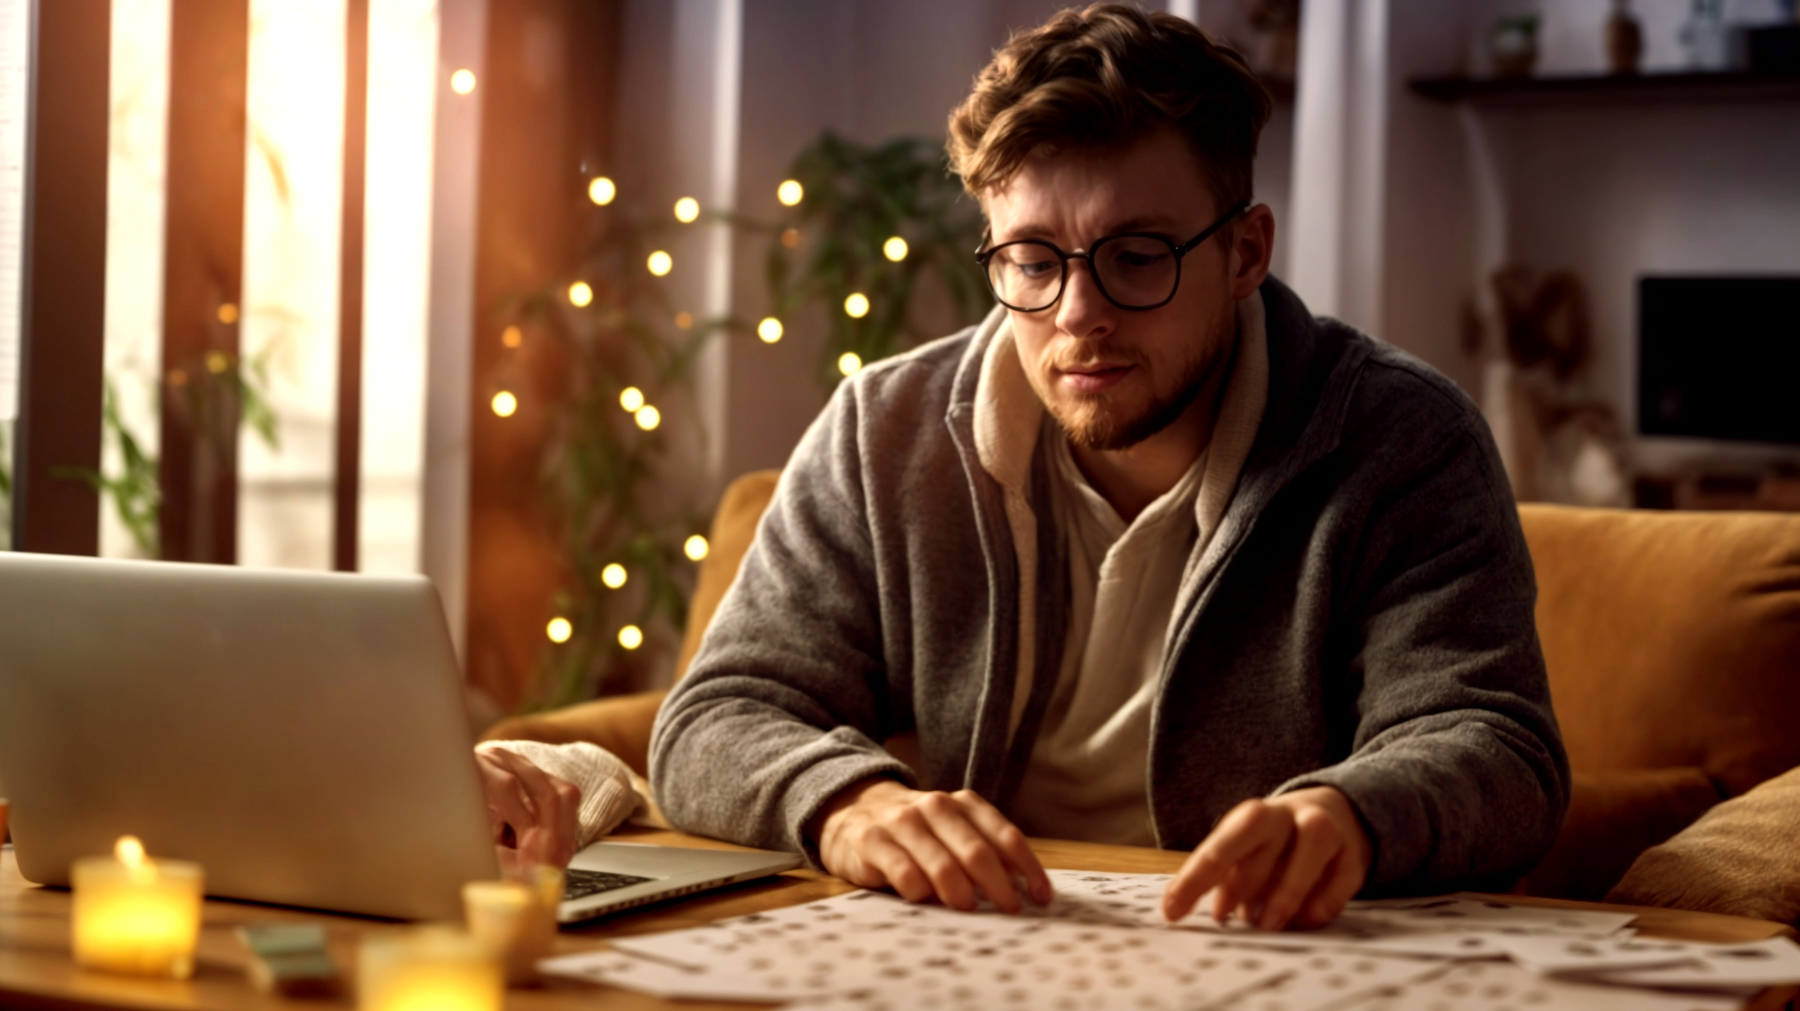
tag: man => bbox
[648,3,1569,930]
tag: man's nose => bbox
[1055,258,1114,341]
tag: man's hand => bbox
[815,778,1053,913]
[1161,786,1372,931]
[475,747,583,875]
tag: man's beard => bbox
[1044,325,1234,452]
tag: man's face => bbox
[983,129,1255,451]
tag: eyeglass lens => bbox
[985,235,1179,312]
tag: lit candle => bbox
[71,836,204,978]
[463,866,562,986]
[358,926,503,1011]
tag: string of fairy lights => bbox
[488,172,914,658]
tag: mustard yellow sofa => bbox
[483,471,1800,919]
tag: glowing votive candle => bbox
[71,836,204,978]
[464,866,562,986]
[358,926,503,1011]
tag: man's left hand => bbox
[1160,786,1371,931]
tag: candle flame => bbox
[115,836,146,868]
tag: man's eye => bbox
[1111,251,1168,270]
[1014,259,1058,278]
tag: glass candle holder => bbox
[71,836,204,978]
[463,866,562,986]
[358,926,503,1011]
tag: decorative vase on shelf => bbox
[1681,0,1732,70]
[1491,14,1541,79]
[1606,0,1644,74]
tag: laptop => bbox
[0,551,798,922]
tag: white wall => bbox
[1492,99,1800,470]
[1290,0,1800,476]
[1507,0,1800,470]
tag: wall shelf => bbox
[1408,70,1800,106]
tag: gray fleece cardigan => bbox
[651,277,1570,893]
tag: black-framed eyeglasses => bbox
[974,201,1249,313]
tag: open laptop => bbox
[0,552,798,923]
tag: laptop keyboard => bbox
[563,868,656,902]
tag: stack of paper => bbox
[540,870,1797,1010]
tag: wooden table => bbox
[3,830,1795,1010]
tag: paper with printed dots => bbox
[1329,960,1744,1011]
[539,873,1790,1008]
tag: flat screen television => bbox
[1638,276,1800,446]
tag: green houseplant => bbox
[518,132,992,709]
[512,186,724,711]
[754,133,990,389]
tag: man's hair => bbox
[947,3,1272,209]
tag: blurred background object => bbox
[1608,0,1645,73]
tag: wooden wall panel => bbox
[12,0,111,556]
[159,0,248,564]
[334,0,369,572]
[465,0,622,711]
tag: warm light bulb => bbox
[647,250,673,276]
[844,292,870,318]
[684,535,710,561]
[601,563,627,589]
[618,625,644,650]
[450,68,476,94]
[115,836,146,868]
[491,391,518,417]
[546,617,572,643]
[777,179,804,206]
[839,352,863,377]
[674,311,694,330]
[587,176,616,205]
[780,227,801,249]
[757,317,784,343]
[883,236,909,262]
[502,325,522,348]
[635,405,661,431]
[568,281,593,307]
[217,303,239,324]
[205,350,230,374]
[619,386,645,412]
[673,196,700,223]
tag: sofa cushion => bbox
[480,689,668,779]
[674,470,782,683]
[1608,764,1800,924]
[1517,767,1721,901]
[1518,505,1800,796]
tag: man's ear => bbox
[1229,203,1276,301]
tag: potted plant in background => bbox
[514,131,992,710]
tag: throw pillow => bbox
[1608,764,1800,924]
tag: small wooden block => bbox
[237,922,339,998]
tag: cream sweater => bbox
[986,294,1270,844]
[475,739,645,848]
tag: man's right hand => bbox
[814,778,1053,913]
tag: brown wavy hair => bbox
[947,3,1271,208]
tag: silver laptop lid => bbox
[0,552,499,920]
